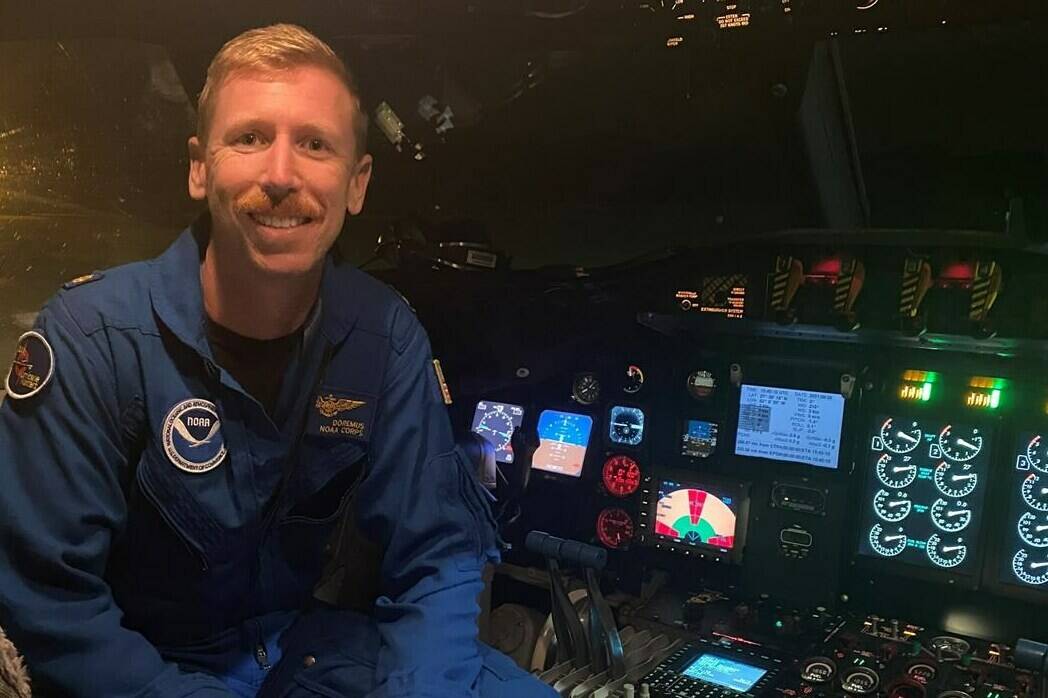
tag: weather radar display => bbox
[654,480,737,551]
[533,409,594,478]
[471,401,525,463]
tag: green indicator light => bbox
[922,383,933,401]
[990,390,1001,409]
[775,620,783,629]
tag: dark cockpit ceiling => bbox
[4,3,1048,692]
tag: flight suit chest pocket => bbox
[284,439,367,524]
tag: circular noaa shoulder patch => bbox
[162,399,227,473]
[4,331,55,400]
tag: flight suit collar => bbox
[150,214,362,361]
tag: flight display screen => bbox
[533,409,594,478]
[682,420,719,458]
[857,415,992,576]
[735,385,845,469]
[682,654,767,693]
[471,401,524,463]
[1001,431,1048,589]
[653,479,737,551]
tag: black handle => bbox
[525,531,607,571]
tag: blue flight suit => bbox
[0,219,555,697]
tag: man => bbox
[0,24,554,698]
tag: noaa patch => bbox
[4,331,55,400]
[162,399,227,473]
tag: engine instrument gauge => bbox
[926,533,966,568]
[939,425,983,462]
[873,490,912,523]
[869,524,907,557]
[602,455,641,498]
[686,370,717,400]
[906,664,937,685]
[841,667,879,695]
[596,508,634,549]
[608,405,645,446]
[930,498,972,533]
[1012,548,1048,585]
[801,658,836,684]
[876,454,917,489]
[623,365,645,394]
[929,637,971,658]
[572,373,601,405]
[934,461,978,498]
[1021,473,1048,512]
[1018,511,1048,548]
[1027,435,1048,474]
[880,418,922,455]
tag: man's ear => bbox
[187,136,208,201]
[346,154,373,216]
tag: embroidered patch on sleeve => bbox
[4,331,55,400]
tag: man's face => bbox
[188,65,372,277]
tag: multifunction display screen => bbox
[857,415,992,576]
[533,409,594,478]
[1002,432,1048,588]
[735,385,845,469]
[653,479,737,551]
[682,654,767,692]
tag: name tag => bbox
[306,389,376,442]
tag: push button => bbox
[303,655,317,668]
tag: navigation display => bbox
[857,415,992,576]
[682,420,719,458]
[653,479,737,551]
[471,401,525,464]
[533,409,594,478]
[682,654,767,693]
[735,385,845,469]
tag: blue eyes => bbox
[232,133,330,153]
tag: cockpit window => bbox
[0,40,197,356]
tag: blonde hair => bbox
[196,23,368,156]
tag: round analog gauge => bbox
[602,455,641,498]
[608,406,645,446]
[880,418,922,455]
[1021,473,1048,512]
[801,658,836,684]
[1018,511,1048,548]
[1012,549,1048,586]
[473,408,516,457]
[686,370,717,400]
[596,508,634,549]
[929,637,971,658]
[876,454,918,489]
[934,461,978,498]
[926,533,967,569]
[841,667,879,695]
[1027,435,1048,474]
[930,498,972,533]
[572,373,601,405]
[869,523,907,557]
[873,490,912,523]
[623,365,645,394]
[938,425,983,463]
[906,664,937,685]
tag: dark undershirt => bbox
[205,318,303,417]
